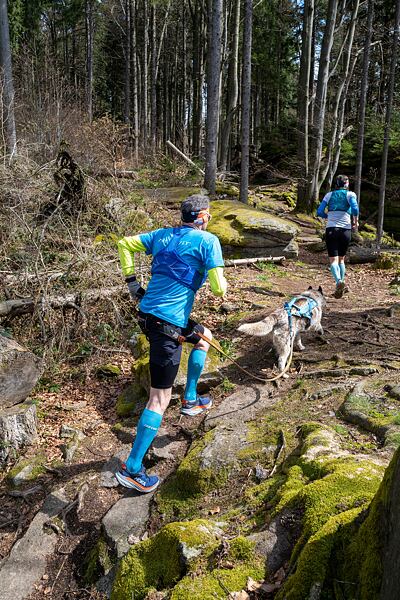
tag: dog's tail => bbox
[238,316,275,337]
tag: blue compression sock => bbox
[126,408,162,474]
[339,262,346,282]
[330,263,341,284]
[184,348,207,402]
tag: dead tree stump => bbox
[0,401,38,463]
[0,334,43,409]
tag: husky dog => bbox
[238,286,326,372]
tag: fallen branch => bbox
[225,256,285,267]
[166,140,205,175]
[0,285,126,319]
[303,367,378,379]
[269,429,286,478]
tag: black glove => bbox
[125,275,146,301]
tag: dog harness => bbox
[151,228,207,292]
[284,295,318,336]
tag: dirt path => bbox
[1,240,399,600]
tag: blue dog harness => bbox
[284,295,318,337]
[151,228,207,292]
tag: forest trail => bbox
[1,224,399,599]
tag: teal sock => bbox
[126,408,162,474]
[184,348,207,402]
[330,264,341,284]
[339,263,346,282]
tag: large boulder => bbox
[0,334,43,409]
[207,200,300,257]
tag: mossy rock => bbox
[83,536,113,584]
[157,431,230,519]
[339,387,400,449]
[96,364,122,378]
[373,252,400,270]
[170,563,264,599]
[341,445,400,600]
[272,423,385,600]
[215,181,240,197]
[111,520,221,600]
[208,200,299,249]
[116,382,147,418]
[7,455,46,486]
[359,224,400,248]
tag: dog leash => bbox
[196,331,294,383]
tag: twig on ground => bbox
[269,429,286,478]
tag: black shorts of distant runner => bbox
[137,311,205,389]
[325,227,352,257]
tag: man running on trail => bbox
[115,195,227,493]
[316,174,359,299]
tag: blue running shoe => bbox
[115,464,160,493]
[180,395,213,417]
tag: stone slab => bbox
[0,488,68,600]
[204,385,275,432]
[100,447,131,488]
[102,493,152,558]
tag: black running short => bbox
[325,227,352,257]
[137,311,205,389]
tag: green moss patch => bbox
[271,424,385,600]
[170,563,264,599]
[339,388,400,448]
[157,431,229,519]
[208,200,299,248]
[111,520,221,600]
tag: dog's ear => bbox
[308,285,313,290]
[318,285,323,294]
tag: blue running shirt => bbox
[138,226,224,327]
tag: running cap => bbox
[335,174,349,189]
[181,194,210,223]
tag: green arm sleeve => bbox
[117,235,147,277]
[208,267,228,297]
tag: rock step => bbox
[0,488,68,600]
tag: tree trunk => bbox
[141,0,148,150]
[0,335,43,409]
[124,0,131,125]
[220,0,240,171]
[150,3,157,154]
[0,0,17,155]
[306,0,339,210]
[376,0,400,247]
[296,0,315,209]
[354,0,374,207]
[323,0,360,190]
[0,401,38,464]
[85,0,94,123]
[239,0,253,204]
[204,0,223,195]
[132,0,139,164]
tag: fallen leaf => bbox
[228,592,250,600]
[273,567,286,583]
[247,577,262,592]
[209,506,221,515]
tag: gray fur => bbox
[238,288,326,372]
